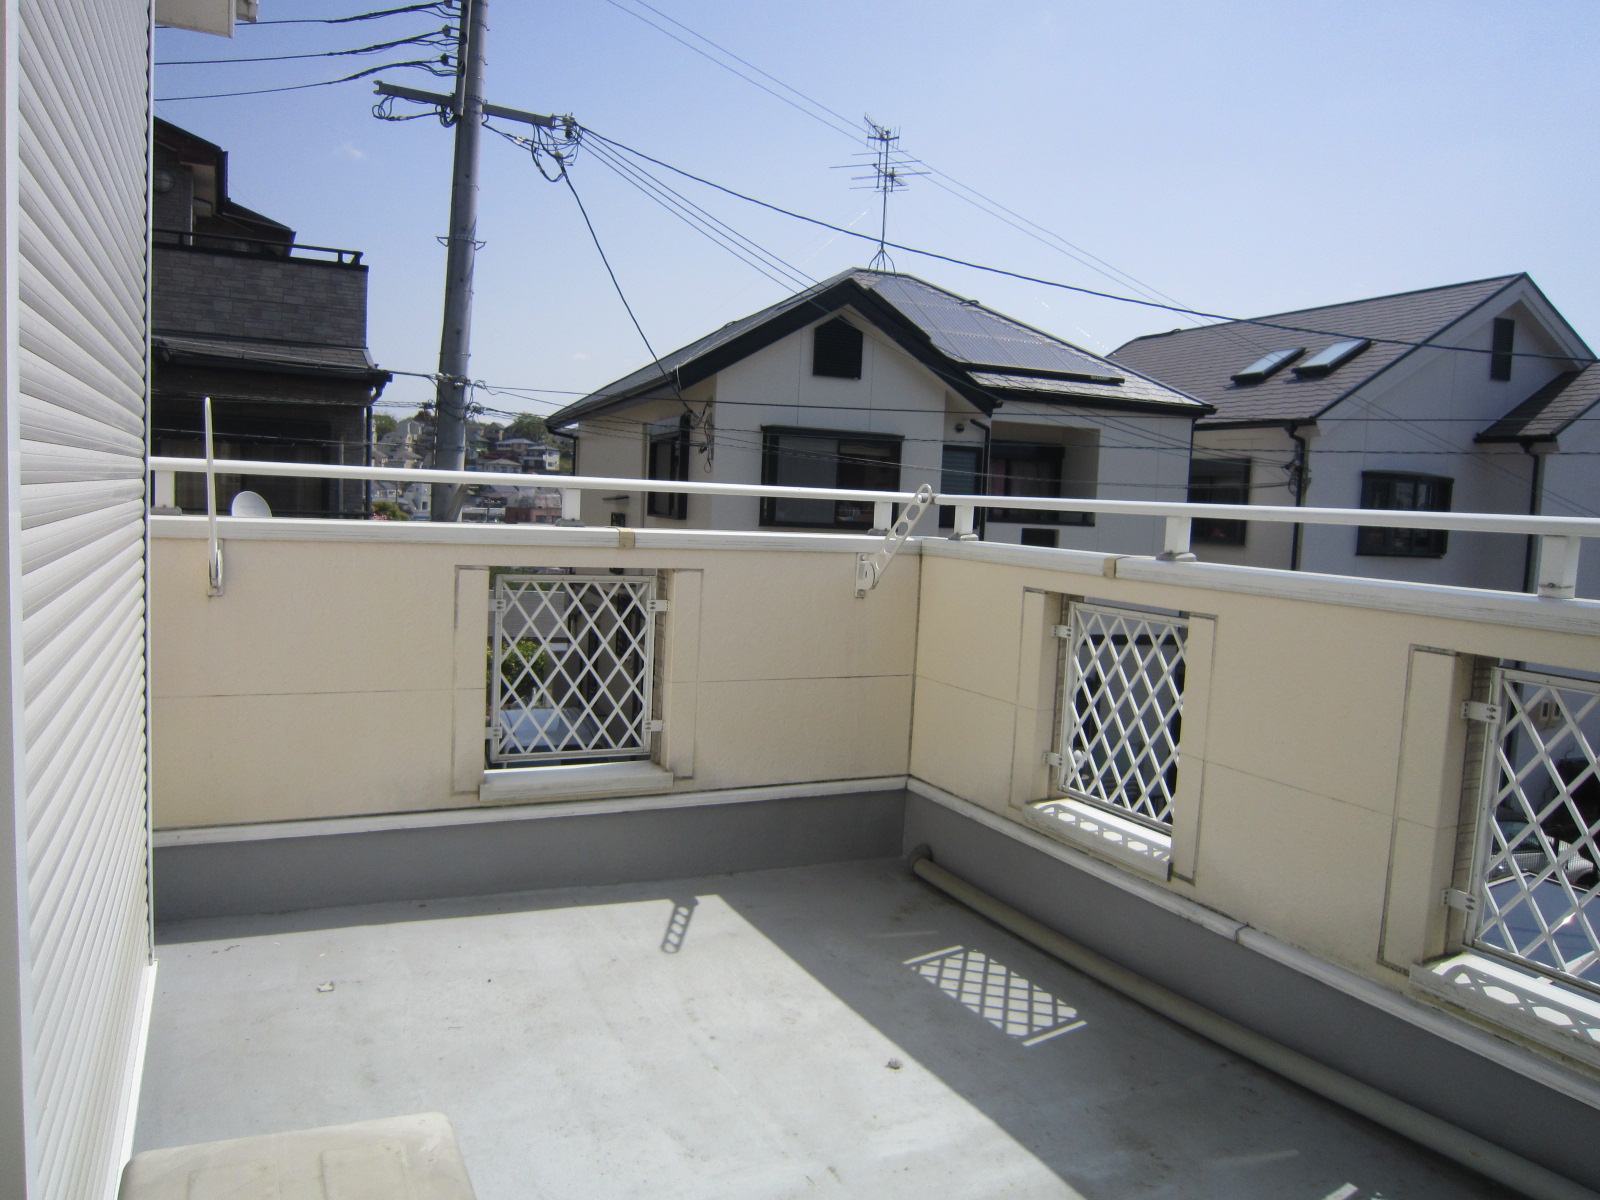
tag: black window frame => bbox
[811,317,864,380]
[986,440,1093,526]
[759,426,901,530]
[1187,458,1250,546]
[646,415,690,520]
[937,443,984,531]
[1356,471,1453,558]
[1490,317,1515,382]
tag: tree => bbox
[371,500,408,521]
[506,412,547,441]
[372,413,397,439]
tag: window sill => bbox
[1023,798,1172,881]
[1410,952,1600,1071]
[479,760,673,805]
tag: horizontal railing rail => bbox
[149,455,1600,599]
[153,228,364,266]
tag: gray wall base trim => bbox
[155,789,906,924]
[903,791,1600,1194]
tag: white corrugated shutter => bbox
[7,0,155,1196]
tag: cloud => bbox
[336,142,367,162]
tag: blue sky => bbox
[155,0,1600,420]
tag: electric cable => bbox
[157,30,453,66]
[250,2,456,25]
[157,58,452,102]
[580,129,1596,366]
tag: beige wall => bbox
[908,547,1600,990]
[151,524,917,827]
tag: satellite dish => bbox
[230,490,272,518]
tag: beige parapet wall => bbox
[150,521,918,828]
[909,541,1600,988]
[152,516,1600,1002]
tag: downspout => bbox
[909,852,1598,1200]
[1520,439,1544,594]
[1286,422,1310,571]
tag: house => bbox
[547,269,1211,551]
[1111,275,1598,593]
[151,119,390,518]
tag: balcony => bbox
[127,460,1600,1199]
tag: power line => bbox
[251,2,457,25]
[157,58,451,102]
[158,30,453,67]
[578,130,1597,367]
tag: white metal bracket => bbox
[855,485,935,598]
[1051,624,1072,639]
[203,394,224,597]
[1442,888,1478,914]
[1044,751,1065,768]
[1461,701,1502,724]
[646,719,664,733]
[647,599,670,613]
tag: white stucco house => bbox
[547,269,1210,551]
[1111,274,1599,594]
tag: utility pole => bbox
[373,4,569,521]
[429,0,489,521]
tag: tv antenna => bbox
[835,118,925,272]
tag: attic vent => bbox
[813,317,864,379]
[1230,347,1303,385]
[1292,338,1370,378]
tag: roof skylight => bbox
[1230,347,1303,385]
[1293,338,1371,378]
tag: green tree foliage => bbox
[506,412,547,441]
[371,499,408,521]
[372,413,397,439]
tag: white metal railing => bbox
[148,455,1600,599]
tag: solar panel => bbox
[1293,338,1371,378]
[1230,347,1304,385]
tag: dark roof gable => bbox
[547,269,1207,429]
[1109,275,1525,427]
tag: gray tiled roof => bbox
[1478,365,1600,441]
[1109,276,1523,426]
[154,333,381,375]
[547,268,1206,427]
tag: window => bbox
[1230,347,1303,385]
[937,443,982,530]
[759,427,900,529]
[646,416,689,520]
[988,441,1093,525]
[1019,528,1059,548]
[1187,459,1249,546]
[1292,338,1370,378]
[1357,471,1452,557]
[812,317,863,379]
[1490,317,1515,382]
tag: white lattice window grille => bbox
[1056,603,1187,829]
[1468,667,1600,990]
[489,573,659,765]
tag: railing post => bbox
[870,501,894,536]
[1537,534,1579,599]
[950,504,977,541]
[153,470,176,511]
[1158,516,1196,562]
[555,488,584,527]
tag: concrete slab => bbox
[137,859,1513,1200]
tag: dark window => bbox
[1490,317,1515,382]
[1357,472,1453,557]
[1187,459,1250,546]
[1019,528,1059,548]
[988,441,1093,525]
[646,416,689,519]
[760,427,900,529]
[937,443,983,530]
[812,318,864,379]
[1231,347,1303,385]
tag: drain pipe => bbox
[908,852,1597,1200]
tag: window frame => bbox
[1187,458,1250,546]
[646,415,690,520]
[1356,471,1453,558]
[811,317,864,380]
[987,440,1094,527]
[1490,317,1515,382]
[758,425,902,530]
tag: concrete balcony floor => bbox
[134,858,1512,1200]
